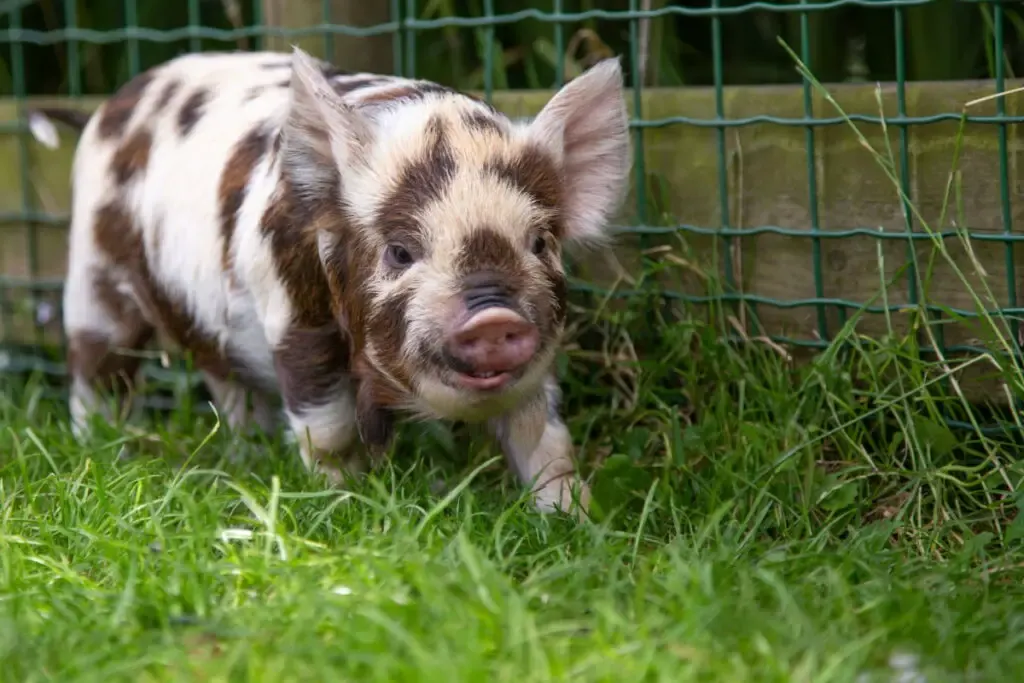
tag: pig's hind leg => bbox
[64,255,154,442]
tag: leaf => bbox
[910,415,958,459]
[816,474,859,512]
[1004,512,1024,546]
[959,531,995,563]
[590,453,656,518]
[623,427,650,462]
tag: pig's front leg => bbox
[271,323,367,484]
[489,375,591,517]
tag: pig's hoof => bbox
[309,452,369,488]
[533,476,591,520]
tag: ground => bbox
[3,284,1024,683]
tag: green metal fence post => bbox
[893,3,926,356]
[404,0,416,78]
[800,0,828,344]
[710,0,736,325]
[994,4,1020,351]
[188,0,201,53]
[322,0,335,63]
[64,0,81,95]
[483,0,494,104]
[391,0,403,76]
[552,0,564,89]
[10,4,41,346]
[252,0,263,51]
[126,0,141,77]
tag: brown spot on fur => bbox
[67,268,154,396]
[358,82,460,107]
[415,82,459,98]
[260,178,392,423]
[354,363,397,451]
[485,144,564,233]
[155,79,181,110]
[545,265,568,328]
[272,323,351,413]
[460,90,499,113]
[456,227,522,276]
[462,110,506,137]
[92,202,238,382]
[331,78,385,96]
[219,127,271,273]
[259,177,350,330]
[367,290,412,374]
[67,324,153,404]
[178,88,209,135]
[110,128,152,185]
[92,202,141,267]
[359,85,423,104]
[375,115,455,241]
[252,79,291,91]
[456,227,566,339]
[91,267,145,328]
[319,64,351,80]
[97,71,154,140]
[318,233,378,357]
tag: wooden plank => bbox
[2,78,1022,403]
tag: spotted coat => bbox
[31,47,632,516]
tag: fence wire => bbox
[0,0,1020,431]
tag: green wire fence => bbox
[0,0,1022,427]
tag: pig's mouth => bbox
[440,351,524,391]
[455,368,515,391]
[439,306,542,393]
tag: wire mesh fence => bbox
[0,0,1022,421]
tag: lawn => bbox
[3,282,1024,683]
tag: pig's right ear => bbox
[281,47,374,201]
[525,57,631,250]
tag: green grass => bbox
[3,291,1024,682]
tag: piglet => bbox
[30,46,632,515]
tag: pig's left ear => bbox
[526,57,632,248]
[283,46,374,201]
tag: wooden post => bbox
[261,0,394,75]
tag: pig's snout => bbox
[447,308,539,391]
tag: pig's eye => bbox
[531,235,546,256]
[384,243,414,269]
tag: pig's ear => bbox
[526,58,632,248]
[281,46,374,201]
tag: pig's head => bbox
[278,47,631,435]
